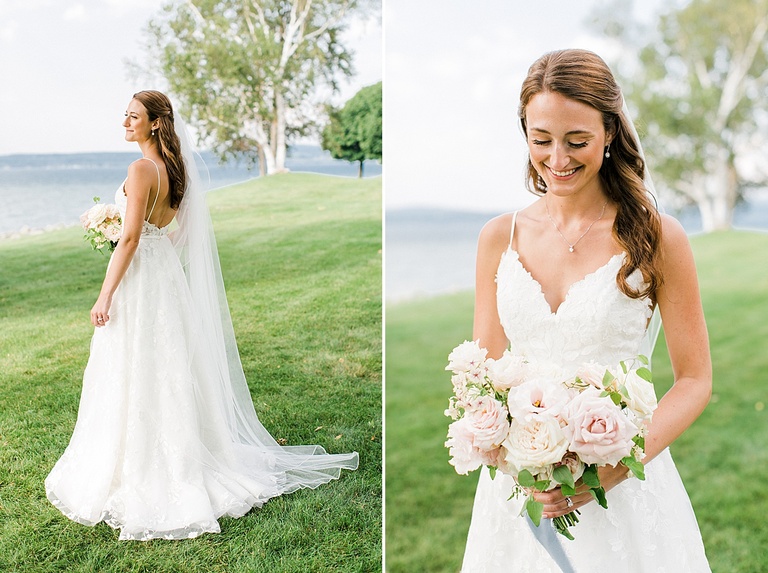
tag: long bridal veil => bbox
[170,115,358,492]
[621,99,663,365]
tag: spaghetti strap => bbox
[137,157,161,221]
[509,211,518,248]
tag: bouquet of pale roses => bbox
[444,340,656,539]
[80,197,122,254]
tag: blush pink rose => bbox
[563,387,638,466]
[464,395,510,450]
[445,396,508,474]
[102,223,122,242]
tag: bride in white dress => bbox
[45,90,358,541]
[462,50,711,571]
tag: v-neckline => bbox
[501,247,624,316]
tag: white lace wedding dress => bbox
[461,213,710,572]
[46,171,358,540]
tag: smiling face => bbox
[525,91,611,199]
[122,99,155,143]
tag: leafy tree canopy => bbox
[593,0,768,230]
[142,0,378,175]
[321,81,382,177]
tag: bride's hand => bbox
[535,463,631,519]
[90,294,112,327]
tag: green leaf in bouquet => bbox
[618,384,628,396]
[488,466,497,480]
[517,469,535,488]
[589,486,608,509]
[636,367,653,382]
[608,391,622,405]
[560,483,576,497]
[619,359,628,374]
[633,434,645,450]
[553,465,575,489]
[525,495,544,527]
[533,479,551,491]
[622,456,646,480]
[581,465,601,488]
[602,370,615,387]
[93,196,101,202]
[637,354,649,365]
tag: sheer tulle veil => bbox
[170,114,358,491]
[622,98,663,365]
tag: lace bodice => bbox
[496,247,653,374]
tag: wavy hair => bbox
[132,90,187,209]
[518,49,662,300]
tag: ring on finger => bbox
[565,496,573,508]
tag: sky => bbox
[0,0,381,155]
[384,0,663,213]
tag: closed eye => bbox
[569,142,588,149]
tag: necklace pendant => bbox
[569,246,574,253]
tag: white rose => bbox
[487,351,528,391]
[501,414,569,475]
[576,361,610,389]
[622,369,657,421]
[446,340,488,373]
[563,386,639,466]
[507,379,571,421]
[87,203,109,227]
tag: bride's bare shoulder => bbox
[477,213,522,265]
[478,212,514,245]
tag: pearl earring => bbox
[604,144,611,158]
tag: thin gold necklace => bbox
[545,198,608,253]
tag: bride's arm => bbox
[473,215,513,359]
[591,216,711,492]
[590,216,711,486]
[540,215,712,518]
[89,161,154,327]
[641,214,712,461]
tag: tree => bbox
[595,0,768,231]
[145,0,376,175]
[321,81,382,177]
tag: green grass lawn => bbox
[0,173,381,573]
[385,230,768,573]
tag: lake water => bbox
[386,199,768,303]
[0,146,381,237]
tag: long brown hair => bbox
[132,90,187,209]
[518,49,662,300]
